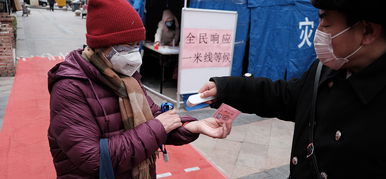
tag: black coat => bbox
[48,0,55,5]
[211,53,386,179]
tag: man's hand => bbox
[156,110,182,133]
[198,81,217,104]
[184,117,231,138]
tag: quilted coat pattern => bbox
[47,49,199,178]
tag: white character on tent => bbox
[298,17,314,48]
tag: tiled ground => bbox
[148,91,294,179]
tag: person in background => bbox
[47,0,231,178]
[81,3,87,19]
[198,0,386,178]
[48,0,54,11]
[154,9,180,47]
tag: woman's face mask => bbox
[165,20,175,29]
[108,45,142,76]
[313,25,362,70]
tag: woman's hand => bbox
[156,110,182,133]
[184,117,231,138]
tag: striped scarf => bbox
[83,47,156,179]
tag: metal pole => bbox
[143,85,184,106]
[184,0,187,8]
[5,0,10,14]
[176,94,181,109]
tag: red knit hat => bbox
[86,0,145,49]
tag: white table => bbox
[143,42,180,94]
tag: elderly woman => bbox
[47,0,230,178]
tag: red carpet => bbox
[0,57,226,179]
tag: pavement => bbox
[0,8,294,178]
[28,4,75,12]
[0,77,14,130]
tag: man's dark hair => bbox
[311,0,385,37]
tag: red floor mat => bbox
[0,57,226,179]
[0,57,61,178]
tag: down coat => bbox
[47,49,199,178]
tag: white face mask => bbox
[109,47,142,76]
[314,26,362,70]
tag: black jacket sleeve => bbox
[210,60,319,122]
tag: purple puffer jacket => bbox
[47,49,199,179]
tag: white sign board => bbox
[177,8,238,94]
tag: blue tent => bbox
[190,0,319,80]
[128,0,145,21]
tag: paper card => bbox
[212,103,240,123]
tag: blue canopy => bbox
[190,0,319,80]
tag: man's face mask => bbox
[165,20,175,29]
[313,25,362,70]
[108,45,142,76]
